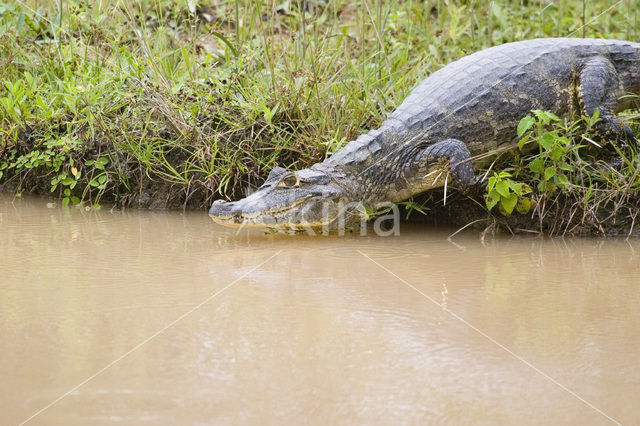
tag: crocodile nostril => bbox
[209,199,241,216]
[209,199,230,215]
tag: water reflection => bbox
[1,194,639,424]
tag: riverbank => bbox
[1,1,638,236]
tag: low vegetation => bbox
[0,0,638,235]
[481,110,640,236]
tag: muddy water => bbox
[1,193,639,425]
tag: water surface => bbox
[1,193,639,425]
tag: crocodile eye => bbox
[278,174,300,188]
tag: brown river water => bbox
[1,193,639,425]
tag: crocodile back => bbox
[324,38,640,169]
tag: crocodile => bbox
[209,38,640,230]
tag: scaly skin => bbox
[209,38,640,230]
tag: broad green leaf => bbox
[540,131,557,150]
[533,110,560,124]
[529,158,544,174]
[517,115,535,138]
[487,176,496,190]
[486,191,500,210]
[550,146,564,161]
[556,173,570,186]
[543,181,557,193]
[495,180,510,198]
[518,135,531,150]
[508,181,522,196]
[532,109,544,121]
[516,198,531,214]
[560,163,573,171]
[544,166,556,181]
[501,192,518,214]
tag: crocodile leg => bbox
[579,57,637,145]
[423,139,475,186]
[397,139,476,199]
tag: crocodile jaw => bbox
[208,168,353,230]
[209,196,353,230]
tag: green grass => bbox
[0,0,638,233]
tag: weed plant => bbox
[483,108,640,236]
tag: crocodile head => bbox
[209,166,355,231]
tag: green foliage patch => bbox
[482,106,640,236]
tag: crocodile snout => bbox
[209,199,239,217]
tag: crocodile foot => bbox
[593,116,638,147]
